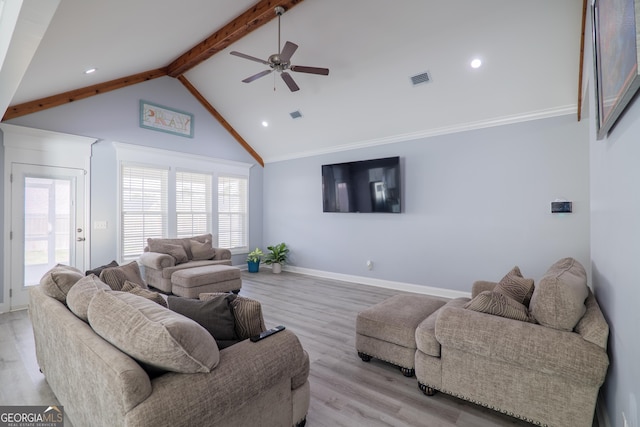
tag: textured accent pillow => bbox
[88,291,219,373]
[529,257,589,331]
[148,241,188,264]
[67,274,110,321]
[168,294,240,349]
[99,261,146,291]
[190,239,216,261]
[85,260,118,277]
[122,280,167,307]
[464,291,535,323]
[494,266,535,306]
[39,264,84,302]
[200,292,266,339]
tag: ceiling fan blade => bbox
[280,41,298,62]
[230,51,270,65]
[242,69,273,83]
[290,65,330,76]
[281,72,300,92]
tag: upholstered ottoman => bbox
[356,294,447,376]
[171,265,241,298]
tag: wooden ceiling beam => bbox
[2,68,168,121]
[178,75,264,167]
[166,0,304,77]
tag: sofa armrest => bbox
[125,329,308,425]
[213,248,231,261]
[471,280,498,298]
[435,306,609,387]
[139,251,175,270]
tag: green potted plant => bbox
[246,248,263,273]
[264,242,289,274]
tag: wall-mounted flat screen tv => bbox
[322,156,401,213]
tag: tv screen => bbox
[322,156,401,213]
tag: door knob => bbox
[76,237,86,242]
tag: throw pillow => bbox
[67,274,110,321]
[121,280,167,307]
[148,241,188,264]
[494,266,535,306]
[99,261,146,291]
[85,260,118,277]
[529,257,589,331]
[39,264,84,303]
[200,292,266,339]
[190,239,216,261]
[464,291,536,323]
[168,294,240,349]
[88,290,219,373]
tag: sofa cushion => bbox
[99,261,146,291]
[88,290,219,373]
[190,239,216,261]
[40,264,84,303]
[200,292,266,339]
[122,280,167,307]
[148,241,188,264]
[529,257,589,331]
[85,260,119,277]
[494,266,535,306]
[67,274,110,321]
[168,294,240,349]
[464,290,535,323]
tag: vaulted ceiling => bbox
[2,0,584,164]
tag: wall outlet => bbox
[94,221,107,230]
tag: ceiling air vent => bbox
[290,110,303,119]
[410,71,431,86]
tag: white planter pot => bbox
[271,263,282,274]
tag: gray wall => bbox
[590,78,640,427]
[3,76,264,272]
[263,114,590,292]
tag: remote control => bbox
[250,325,285,342]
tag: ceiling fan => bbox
[230,6,329,92]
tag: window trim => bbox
[114,142,252,261]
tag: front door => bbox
[10,163,86,310]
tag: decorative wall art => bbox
[140,100,194,138]
[592,0,640,139]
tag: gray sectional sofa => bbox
[29,265,310,427]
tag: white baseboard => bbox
[282,265,471,300]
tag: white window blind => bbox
[218,176,248,251]
[121,164,168,261]
[176,171,212,238]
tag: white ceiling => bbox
[4,0,583,163]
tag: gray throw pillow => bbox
[200,292,266,339]
[99,261,146,291]
[122,280,167,307]
[40,264,84,303]
[67,274,110,321]
[85,260,118,277]
[88,291,219,373]
[168,294,240,349]
[148,241,189,264]
[494,266,535,306]
[464,291,536,323]
[190,239,216,261]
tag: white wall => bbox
[264,114,589,293]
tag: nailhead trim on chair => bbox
[356,351,415,375]
[417,382,547,427]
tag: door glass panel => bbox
[24,177,73,287]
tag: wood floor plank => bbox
[0,270,596,426]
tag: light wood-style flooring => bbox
[0,270,596,426]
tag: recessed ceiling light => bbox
[470,59,482,69]
[261,121,269,127]
[84,68,97,74]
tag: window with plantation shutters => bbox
[115,142,251,261]
[176,171,212,238]
[121,164,168,261]
[218,176,248,251]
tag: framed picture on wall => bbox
[139,100,194,138]
[592,0,640,139]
